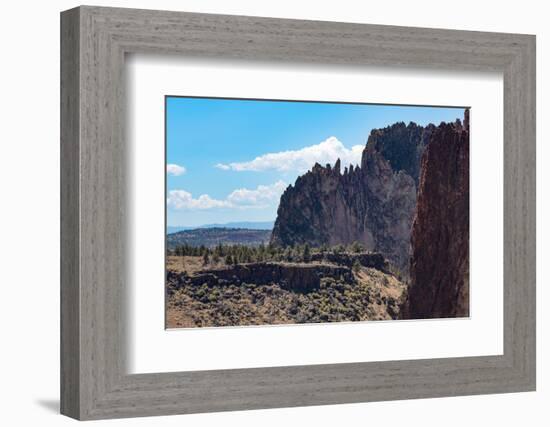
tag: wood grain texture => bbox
[60,5,536,420]
[60,7,80,419]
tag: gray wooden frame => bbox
[60,5,536,420]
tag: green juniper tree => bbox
[303,243,311,263]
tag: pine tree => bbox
[303,243,311,263]
[258,242,265,258]
[283,247,292,262]
[214,243,223,258]
[212,252,220,264]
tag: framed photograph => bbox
[61,6,536,420]
[164,97,470,328]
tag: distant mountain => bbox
[167,227,272,249]
[167,221,274,235]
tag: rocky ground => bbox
[166,254,406,328]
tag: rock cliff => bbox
[185,262,354,293]
[309,252,389,272]
[271,122,432,273]
[402,111,470,318]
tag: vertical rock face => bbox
[402,111,470,318]
[365,122,434,184]
[271,122,431,273]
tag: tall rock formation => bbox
[271,122,433,273]
[402,111,470,318]
[365,121,434,184]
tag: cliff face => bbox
[185,262,354,293]
[271,122,431,273]
[365,122,434,184]
[402,112,470,318]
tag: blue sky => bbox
[166,96,465,227]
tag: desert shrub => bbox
[333,244,345,254]
[349,241,364,253]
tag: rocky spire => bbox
[334,158,341,174]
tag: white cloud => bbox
[215,137,363,173]
[167,190,229,210]
[167,180,287,211]
[167,163,186,176]
[227,180,287,206]
[214,163,230,171]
